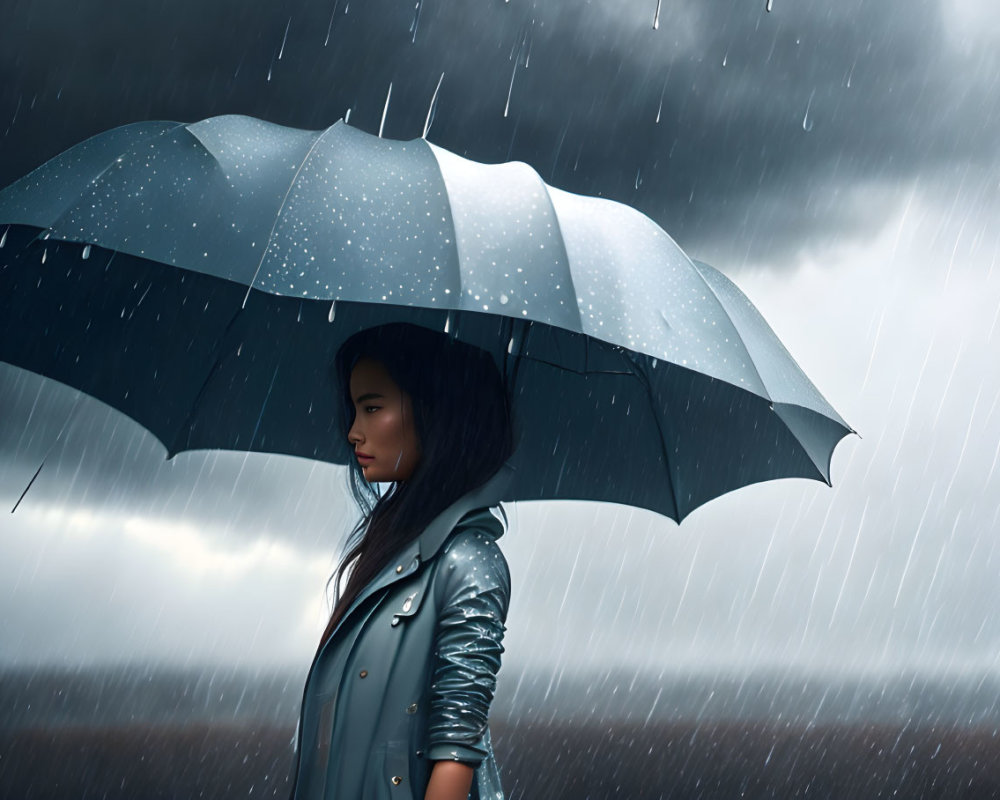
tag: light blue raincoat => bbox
[289,463,514,800]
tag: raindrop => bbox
[653,0,661,29]
[410,0,422,43]
[500,293,509,305]
[41,247,47,264]
[444,311,453,334]
[0,227,6,247]
[344,108,352,124]
[379,82,392,138]
[328,300,337,322]
[277,17,291,60]
[324,0,339,46]
[504,53,519,118]
[82,244,91,260]
[635,169,642,189]
[722,52,728,67]
[802,88,815,132]
[766,0,773,10]
[423,73,444,139]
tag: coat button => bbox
[359,669,368,678]
[415,749,424,758]
[395,565,403,573]
[390,616,400,627]
[406,703,418,714]
[391,776,403,785]
[401,597,413,613]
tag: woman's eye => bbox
[364,405,381,413]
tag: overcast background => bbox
[1,0,998,696]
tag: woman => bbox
[289,322,516,800]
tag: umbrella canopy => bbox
[0,114,855,522]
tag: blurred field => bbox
[2,668,999,798]
[2,718,999,799]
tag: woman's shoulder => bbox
[442,507,507,559]
[435,507,511,598]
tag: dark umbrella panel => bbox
[0,114,855,522]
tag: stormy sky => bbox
[1,0,999,688]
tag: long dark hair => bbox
[317,322,514,653]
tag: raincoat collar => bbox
[415,460,514,561]
[329,462,514,641]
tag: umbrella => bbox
[0,114,855,522]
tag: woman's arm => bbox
[425,527,511,769]
[424,760,474,800]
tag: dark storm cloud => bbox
[1,0,995,269]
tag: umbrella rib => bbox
[417,138,469,307]
[630,356,683,523]
[687,259,855,475]
[686,259,772,403]
[165,303,246,458]
[536,179,584,331]
[241,125,338,309]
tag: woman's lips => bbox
[356,453,374,461]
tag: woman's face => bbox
[347,357,421,483]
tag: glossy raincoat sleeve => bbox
[425,528,511,764]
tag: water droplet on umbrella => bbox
[500,293,509,305]
[82,244,91,260]
[328,300,337,322]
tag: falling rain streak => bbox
[324,0,340,46]
[505,25,531,118]
[802,88,815,132]
[423,73,444,139]
[379,82,392,138]
[653,0,661,30]
[277,17,291,60]
[410,0,422,43]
